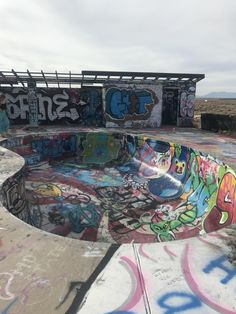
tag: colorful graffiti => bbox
[80,132,122,164]
[0,87,104,126]
[1,128,236,314]
[2,131,236,243]
[31,134,77,159]
[105,84,162,128]
[68,240,236,313]
[105,87,154,119]
[0,81,199,129]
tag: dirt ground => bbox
[195,98,236,115]
[194,98,236,130]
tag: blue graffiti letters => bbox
[203,255,236,284]
[106,88,153,119]
[157,291,202,314]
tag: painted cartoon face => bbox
[174,159,186,175]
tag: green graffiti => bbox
[81,133,121,164]
[174,144,182,159]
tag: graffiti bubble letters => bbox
[180,86,195,119]
[106,87,154,120]
[38,91,79,121]
[6,91,79,122]
[2,87,104,125]
[6,92,28,120]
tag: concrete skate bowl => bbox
[1,130,236,244]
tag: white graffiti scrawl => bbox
[1,87,104,126]
[6,91,79,122]
[180,86,196,119]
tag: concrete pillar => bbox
[27,80,38,127]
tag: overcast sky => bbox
[0,0,235,95]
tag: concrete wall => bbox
[201,113,236,132]
[0,82,197,128]
[104,83,162,128]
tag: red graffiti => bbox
[204,172,236,233]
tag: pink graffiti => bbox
[163,245,178,259]
[119,256,143,311]
[197,236,221,247]
[199,157,219,183]
[183,244,236,314]
[139,244,157,263]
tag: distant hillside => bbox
[200,92,236,99]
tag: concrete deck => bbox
[0,127,236,314]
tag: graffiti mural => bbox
[79,132,122,164]
[203,171,236,232]
[0,82,198,128]
[105,88,153,119]
[0,87,104,126]
[2,131,236,244]
[105,84,162,128]
[178,82,196,127]
[30,134,77,159]
[2,126,236,314]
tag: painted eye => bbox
[175,160,178,164]
[182,163,185,167]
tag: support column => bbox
[27,80,38,128]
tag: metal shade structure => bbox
[0,69,205,88]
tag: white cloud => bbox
[0,0,235,95]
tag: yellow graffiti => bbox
[35,184,62,197]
